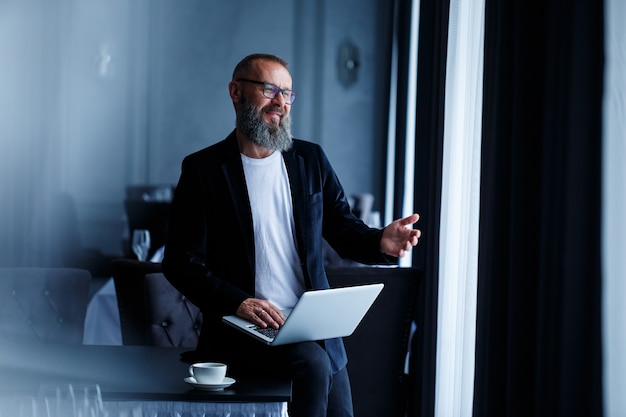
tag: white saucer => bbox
[184,376,236,391]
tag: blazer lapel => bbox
[221,134,255,273]
[282,148,309,260]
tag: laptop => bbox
[222,283,384,346]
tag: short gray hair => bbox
[232,53,289,80]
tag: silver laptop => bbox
[222,283,384,346]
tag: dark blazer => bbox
[162,130,394,372]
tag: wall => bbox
[0,0,393,267]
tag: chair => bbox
[143,272,202,348]
[326,266,421,417]
[110,258,162,345]
[0,267,92,344]
[111,259,202,348]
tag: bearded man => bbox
[162,53,421,417]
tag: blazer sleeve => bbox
[161,154,250,316]
[314,145,397,265]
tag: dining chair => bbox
[110,258,162,345]
[326,266,421,417]
[143,272,202,348]
[111,259,202,348]
[0,267,92,344]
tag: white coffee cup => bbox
[188,362,227,385]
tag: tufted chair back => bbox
[111,259,202,348]
[143,272,202,348]
[111,258,162,345]
[0,267,91,344]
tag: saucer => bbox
[184,376,236,391]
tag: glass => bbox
[38,385,74,417]
[236,78,296,104]
[37,384,106,417]
[69,384,104,417]
[131,229,151,262]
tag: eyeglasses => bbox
[237,78,297,104]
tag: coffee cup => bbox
[188,362,227,385]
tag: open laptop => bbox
[222,283,384,346]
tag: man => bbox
[162,53,421,417]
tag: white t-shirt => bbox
[241,151,306,310]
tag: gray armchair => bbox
[0,267,91,344]
[111,259,201,348]
[110,258,162,345]
[144,272,202,348]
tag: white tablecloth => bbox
[83,278,122,345]
[103,400,288,417]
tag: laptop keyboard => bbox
[252,326,279,339]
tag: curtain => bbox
[474,0,604,415]
[434,0,484,414]
[0,2,63,267]
[602,0,626,414]
[406,0,450,414]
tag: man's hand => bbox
[236,298,286,329]
[380,213,421,258]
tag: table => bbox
[0,342,290,416]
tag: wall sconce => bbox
[94,43,113,78]
[337,40,360,87]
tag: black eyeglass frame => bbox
[236,78,297,104]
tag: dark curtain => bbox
[406,0,449,415]
[474,0,604,415]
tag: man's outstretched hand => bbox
[380,213,421,258]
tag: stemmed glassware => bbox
[37,384,105,417]
[131,229,151,262]
[38,384,74,417]
[69,384,104,417]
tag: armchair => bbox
[143,272,202,348]
[110,258,162,345]
[0,267,91,344]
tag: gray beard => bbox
[237,98,293,152]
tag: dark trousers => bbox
[228,337,354,417]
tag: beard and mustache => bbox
[236,95,293,152]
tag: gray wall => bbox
[0,0,393,266]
